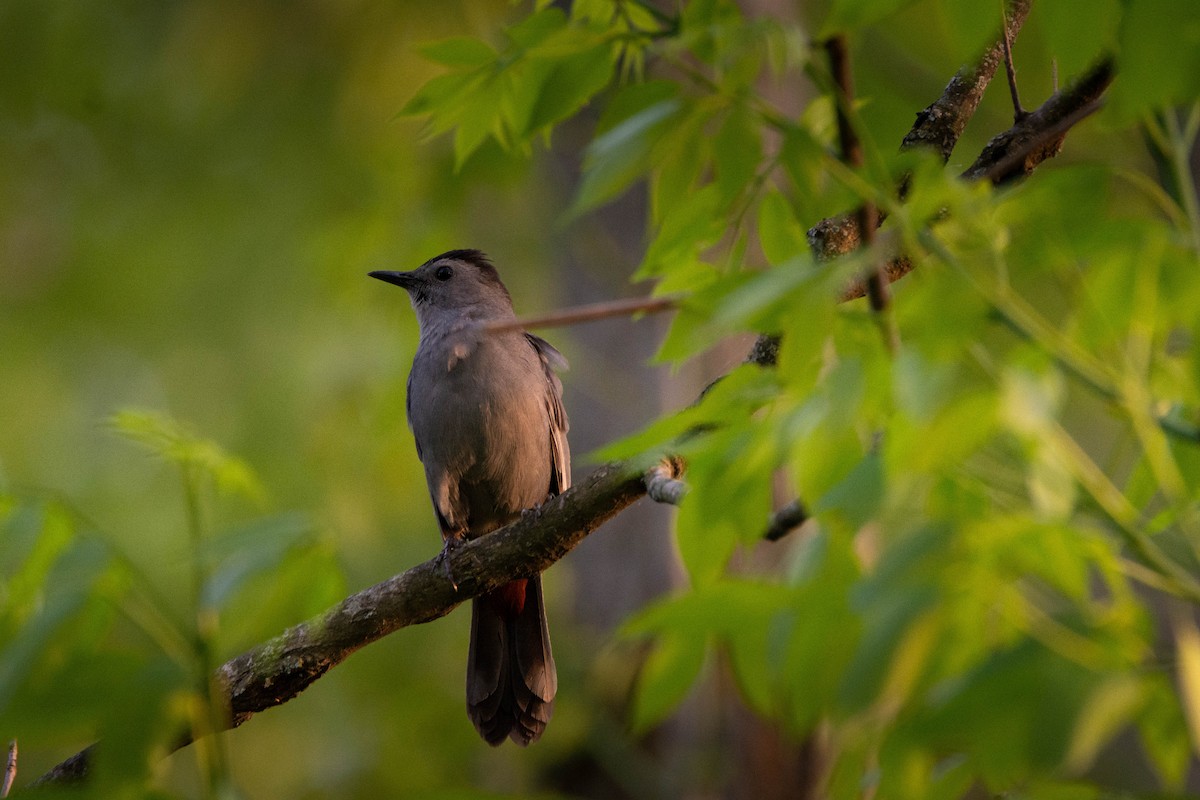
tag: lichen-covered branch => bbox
[829,56,1115,300]
[963,57,1115,183]
[33,460,673,786]
[899,0,1032,159]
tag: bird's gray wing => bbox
[406,369,423,461]
[524,333,570,494]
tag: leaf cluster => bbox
[403,0,1200,795]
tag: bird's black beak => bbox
[369,270,419,289]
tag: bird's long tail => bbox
[466,575,557,746]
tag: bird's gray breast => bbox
[408,329,554,533]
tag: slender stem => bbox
[1044,420,1200,604]
[1165,105,1200,254]
[1000,2,1027,121]
[825,35,899,353]
[181,465,227,800]
[483,294,678,333]
[2,740,15,799]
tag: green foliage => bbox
[396,0,1200,795]
[6,0,1200,795]
[110,408,266,506]
[1,413,340,796]
[402,6,623,167]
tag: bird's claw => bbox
[436,536,462,591]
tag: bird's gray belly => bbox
[410,345,552,534]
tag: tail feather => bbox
[466,576,556,746]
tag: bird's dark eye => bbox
[435,265,454,281]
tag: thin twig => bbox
[483,295,678,334]
[825,36,862,171]
[825,35,899,353]
[964,57,1114,183]
[899,0,1032,160]
[977,95,1105,183]
[2,740,15,799]
[1000,4,1027,122]
[765,500,808,542]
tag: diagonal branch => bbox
[32,461,670,786]
[830,55,1116,301]
[809,0,1035,277]
[898,0,1031,160]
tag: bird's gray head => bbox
[370,250,515,331]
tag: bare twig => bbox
[483,295,678,334]
[765,500,809,542]
[963,57,1115,183]
[824,35,899,353]
[1000,4,1028,122]
[2,740,15,798]
[825,36,863,172]
[899,0,1032,160]
[820,56,1115,302]
[812,0,1035,299]
[645,457,688,505]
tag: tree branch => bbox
[33,460,676,786]
[830,56,1116,300]
[824,34,899,352]
[898,0,1032,160]
[963,57,1114,183]
[809,1,1032,291]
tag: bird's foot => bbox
[435,535,463,591]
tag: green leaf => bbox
[1063,675,1143,772]
[638,183,724,278]
[0,498,75,626]
[712,254,817,332]
[624,581,793,720]
[201,513,317,609]
[0,537,111,716]
[505,6,567,49]
[1111,0,1200,121]
[757,190,808,265]
[713,106,762,206]
[815,452,884,531]
[629,630,708,731]
[573,85,684,213]
[910,642,1099,784]
[676,424,779,582]
[109,409,266,504]
[783,529,861,730]
[822,0,922,36]
[838,584,938,713]
[650,106,712,225]
[1173,609,1200,758]
[525,42,615,134]
[400,69,488,126]
[417,36,496,68]
[1138,673,1192,790]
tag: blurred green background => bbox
[0,1,684,795]
[0,0,1166,797]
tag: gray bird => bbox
[369,250,568,746]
